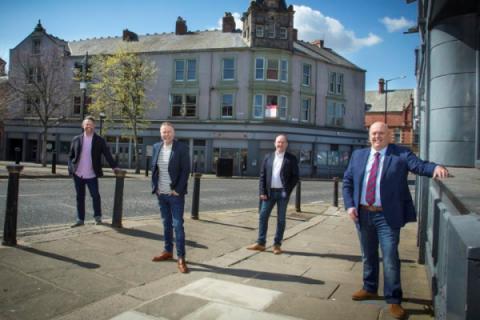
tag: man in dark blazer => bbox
[247,134,299,255]
[68,116,117,227]
[151,122,190,273]
[343,121,449,319]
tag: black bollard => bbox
[191,173,202,220]
[145,156,150,177]
[51,151,57,174]
[14,147,21,165]
[111,169,127,228]
[295,180,301,212]
[2,165,24,246]
[333,177,339,207]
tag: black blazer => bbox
[151,140,190,196]
[68,133,117,177]
[259,151,299,198]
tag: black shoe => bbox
[70,221,84,228]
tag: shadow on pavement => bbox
[114,227,209,249]
[17,245,100,269]
[188,261,325,285]
[285,251,416,264]
[196,219,256,231]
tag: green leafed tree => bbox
[89,48,156,173]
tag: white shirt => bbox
[157,143,172,194]
[360,147,387,206]
[271,151,285,188]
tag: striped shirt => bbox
[157,144,172,194]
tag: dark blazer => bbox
[259,151,299,198]
[342,144,437,228]
[151,140,190,196]
[68,133,117,177]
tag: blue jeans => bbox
[257,190,289,246]
[73,175,101,222]
[357,209,402,304]
[157,194,186,258]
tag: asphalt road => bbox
[0,177,340,230]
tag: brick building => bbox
[365,89,417,151]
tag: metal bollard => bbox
[295,180,301,212]
[111,169,127,228]
[145,156,150,177]
[51,151,57,174]
[2,165,24,246]
[191,173,202,220]
[333,177,339,207]
[14,147,21,164]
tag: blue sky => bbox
[0,0,418,91]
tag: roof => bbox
[68,30,248,56]
[365,89,413,112]
[67,30,361,70]
[295,41,364,71]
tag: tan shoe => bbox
[272,245,283,255]
[152,251,173,262]
[388,304,406,319]
[351,289,378,301]
[177,258,189,273]
[247,243,266,251]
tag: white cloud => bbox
[380,16,415,33]
[293,5,382,53]
[214,12,243,31]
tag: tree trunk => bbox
[133,128,140,174]
[41,128,48,167]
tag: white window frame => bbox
[301,98,311,122]
[222,58,235,81]
[279,27,288,39]
[255,57,265,80]
[253,94,264,119]
[256,25,264,38]
[266,23,275,38]
[175,59,197,82]
[280,59,288,82]
[302,64,312,86]
[171,94,197,117]
[279,95,287,120]
[221,93,234,119]
[266,59,279,81]
[328,72,336,94]
[336,73,344,95]
[326,100,345,127]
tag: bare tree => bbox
[8,49,70,166]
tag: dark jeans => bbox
[73,175,101,222]
[257,190,289,246]
[357,209,402,304]
[157,194,186,258]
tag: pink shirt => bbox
[75,134,96,179]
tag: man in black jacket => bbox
[68,116,117,227]
[247,134,299,254]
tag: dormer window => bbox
[32,39,41,54]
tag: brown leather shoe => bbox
[177,258,189,273]
[388,304,406,319]
[272,245,283,255]
[247,243,266,251]
[351,289,378,301]
[152,251,173,262]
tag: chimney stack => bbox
[222,12,236,32]
[122,29,138,42]
[378,78,385,94]
[176,17,188,35]
[292,28,298,41]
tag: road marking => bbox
[110,310,166,320]
[176,277,282,311]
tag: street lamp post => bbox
[99,112,106,136]
[382,76,406,123]
[80,52,89,120]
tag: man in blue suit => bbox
[150,122,190,273]
[343,121,449,319]
[247,134,299,254]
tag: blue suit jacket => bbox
[151,140,190,196]
[342,144,437,228]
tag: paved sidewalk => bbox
[0,202,433,320]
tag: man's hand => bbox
[260,194,267,201]
[347,207,358,222]
[171,190,179,196]
[433,165,450,179]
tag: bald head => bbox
[369,121,390,151]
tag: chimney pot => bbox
[222,12,236,33]
[176,16,188,35]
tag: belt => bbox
[360,205,383,212]
[270,188,283,191]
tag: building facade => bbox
[3,0,367,177]
[365,89,417,151]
